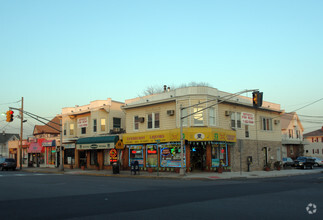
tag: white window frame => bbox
[261,117,273,131]
[147,113,160,129]
[231,112,241,129]
[69,123,74,136]
[193,108,204,126]
[209,108,216,126]
[100,118,106,132]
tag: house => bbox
[122,86,283,172]
[30,116,61,167]
[0,131,20,158]
[61,98,125,170]
[303,126,323,158]
[281,112,307,159]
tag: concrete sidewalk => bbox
[19,166,323,180]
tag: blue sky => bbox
[1,0,323,136]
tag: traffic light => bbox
[6,110,14,122]
[252,91,263,108]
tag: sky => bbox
[1,0,323,137]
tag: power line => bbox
[0,100,21,106]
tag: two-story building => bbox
[31,116,61,167]
[303,126,323,158]
[280,112,306,159]
[122,86,283,172]
[61,98,125,170]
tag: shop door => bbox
[190,145,206,171]
[79,151,87,168]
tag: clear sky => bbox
[1,0,323,137]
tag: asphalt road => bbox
[0,171,322,220]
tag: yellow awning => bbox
[122,127,236,145]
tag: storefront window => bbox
[90,151,98,165]
[146,144,158,167]
[104,149,111,166]
[46,147,56,165]
[129,145,144,167]
[211,143,227,167]
[64,148,75,165]
[160,143,185,167]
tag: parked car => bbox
[294,157,316,169]
[0,158,17,171]
[313,157,323,167]
[282,157,294,167]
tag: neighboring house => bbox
[61,98,125,170]
[0,131,20,158]
[122,86,283,172]
[303,127,323,158]
[31,116,61,167]
[281,112,306,159]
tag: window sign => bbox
[129,145,144,167]
[146,144,158,167]
[160,143,185,167]
[211,143,228,167]
[78,117,88,128]
[241,112,255,125]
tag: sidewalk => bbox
[20,166,323,180]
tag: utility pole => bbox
[59,118,64,171]
[20,97,23,170]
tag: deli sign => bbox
[241,112,255,125]
[78,117,88,128]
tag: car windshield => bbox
[5,158,15,162]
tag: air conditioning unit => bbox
[139,117,145,123]
[113,128,120,132]
[274,120,280,125]
[167,110,175,116]
[225,111,231,116]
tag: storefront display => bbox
[146,144,158,167]
[129,145,144,167]
[211,143,228,167]
[160,143,185,167]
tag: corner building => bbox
[61,99,126,170]
[122,86,283,172]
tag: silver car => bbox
[313,157,323,167]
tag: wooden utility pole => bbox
[20,97,23,170]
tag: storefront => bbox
[42,140,56,167]
[76,135,119,170]
[63,143,76,168]
[27,139,45,167]
[123,127,236,172]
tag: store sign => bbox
[162,148,170,156]
[9,148,17,154]
[110,149,118,163]
[241,112,255,125]
[194,133,205,140]
[115,140,124,149]
[77,143,114,150]
[78,117,88,128]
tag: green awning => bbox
[76,136,119,145]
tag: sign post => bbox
[156,139,160,176]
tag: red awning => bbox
[28,142,44,153]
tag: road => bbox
[0,171,322,219]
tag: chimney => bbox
[164,85,167,92]
[167,87,170,92]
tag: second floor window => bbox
[93,119,97,132]
[231,112,241,129]
[209,108,216,126]
[193,108,204,125]
[64,123,67,136]
[148,113,160,129]
[81,127,86,134]
[70,124,74,136]
[113,118,121,129]
[261,117,273,131]
[134,116,139,130]
[101,118,106,132]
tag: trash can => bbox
[112,161,120,174]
